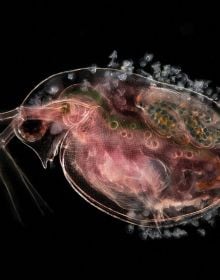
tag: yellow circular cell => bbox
[130,123,137,129]
[110,120,119,129]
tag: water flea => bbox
[0,52,219,239]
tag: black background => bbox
[0,1,219,276]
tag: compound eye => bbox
[18,119,48,142]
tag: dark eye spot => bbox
[18,119,47,142]
[21,120,43,134]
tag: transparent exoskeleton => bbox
[0,68,220,231]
